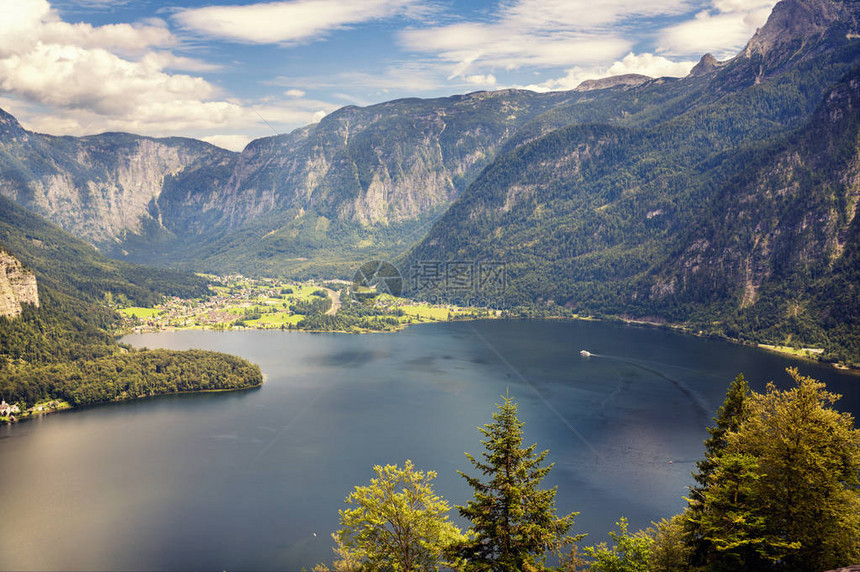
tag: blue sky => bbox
[0,0,777,151]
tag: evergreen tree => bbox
[583,517,653,572]
[455,394,578,570]
[647,514,691,572]
[693,369,860,571]
[691,373,750,494]
[685,373,749,566]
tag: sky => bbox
[0,0,777,151]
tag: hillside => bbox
[403,0,860,363]
[0,112,234,249]
[0,85,681,277]
[0,195,261,415]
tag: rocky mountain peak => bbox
[574,74,651,92]
[744,0,854,57]
[0,108,25,136]
[689,53,721,76]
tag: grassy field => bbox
[120,307,162,319]
[758,344,825,360]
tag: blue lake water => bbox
[0,319,857,570]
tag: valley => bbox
[2,0,859,366]
[1,0,860,569]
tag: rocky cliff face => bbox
[0,89,579,269]
[575,74,651,92]
[0,130,235,248]
[0,250,38,319]
[161,89,578,234]
[744,0,853,58]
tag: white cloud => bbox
[522,52,698,92]
[658,0,776,58]
[285,88,306,98]
[17,95,337,145]
[39,20,174,55]
[400,0,694,79]
[0,0,172,57]
[465,73,497,86]
[494,0,694,29]
[200,134,252,152]
[0,0,298,142]
[606,52,697,78]
[0,43,230,116]
[274,61,448,98]
[174,0,418,45]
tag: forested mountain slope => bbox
[403,0,860,362]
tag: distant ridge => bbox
[575,74,652,92]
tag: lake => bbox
[0,319,857,570]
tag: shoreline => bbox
[605,316,859,374]
[1,383,262,426]
[122,312,860,374]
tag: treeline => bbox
[290,290,403,332]
[0,195,210,310]
[315,370,860,571]
[0,348,262,408]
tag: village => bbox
[118,274,496,334]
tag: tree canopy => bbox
[455,394,578,570]
[690,368,860,571]
[327,460,465,571]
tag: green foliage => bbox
[690,368,860,571]
[401,42,860,363]
[0,197,261,415]
[686,373,750,565]
[297,299,401,332]
[693,452,794,570]
[0,195,210,308]
[0,349,262,408]
[328,460,465,571]
[455,395,578,570]
[583,517,653,572]
[646,515,691,572]
[291,295,332,316]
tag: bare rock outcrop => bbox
[0,250,38,319]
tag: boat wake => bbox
[583,352,711,421]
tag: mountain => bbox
[403,0,860,362]
[135,90,585,275]
[0,119,234,248]
[0,83,703,277]
[0,0,857,360]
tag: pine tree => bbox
[685,373,749,566]
[455,394,578,570]
[691,369,860,571]
[691,373,750,495]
